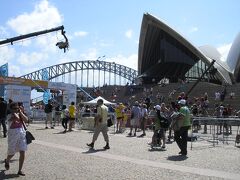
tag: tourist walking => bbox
[61,105,69,133]
[54,104,62,126]
[128,101,141,136]
[68,101,76,131]
[174,99,191,156]
[4,102,29,176]
[44,100,53,129]
[87,99,110,149]
[158,103,170,149]
[139,104,148,137]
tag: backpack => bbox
[158,111,170,129]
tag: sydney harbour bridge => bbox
[20,60,138,88]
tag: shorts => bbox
[70,118,75,121]
[130,118,139,127]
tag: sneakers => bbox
[51,127,54,129]
[45,127,48,129]
[128,132,132,136]
[103,145,110,149]
[87,143,94,149]
[103,143,110,149]
[139,133,146,137]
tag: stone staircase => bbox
[78,82,240,113]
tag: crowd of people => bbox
[1,86,240,177]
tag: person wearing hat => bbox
[174,99,191,156]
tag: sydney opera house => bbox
[138,13,240,85]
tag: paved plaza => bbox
[1,122,240,180]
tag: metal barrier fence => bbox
[30,108,46,120]
[191,116,240,149]
[78,112,116,132]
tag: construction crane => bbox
[0,25,69,53]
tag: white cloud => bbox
[79,48,98,60]
[8,64,21,77]
[20,40,32,47]
[3,0,64,65]
[125,29,133,39]
[99,42,112,47]
[106,54,138,70]
[17,52,48,67]
[189,27,198,33]
[0,46,16,63]
[7,0,63,34]
[74,31,88,37]
[0,26,9,38]
[217,43,232,61]
[35,34,60,53]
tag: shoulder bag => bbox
[21,118,35,145]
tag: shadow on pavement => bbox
[35,128,47,131]
[148,148,166,152]
[53,131,67,134]
[167,155,188,161]
[82,148,107,154]
[0,170,19,179]
[86,131,94,134]
[126,135,135,138]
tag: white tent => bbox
[83,96,116,105]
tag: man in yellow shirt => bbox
[68,102,76,131]
[87,99,110,149]
[115,103,124,133]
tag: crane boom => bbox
[0,25,64,45]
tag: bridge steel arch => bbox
[20,60,138,87]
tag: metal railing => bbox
[191,116,240,149]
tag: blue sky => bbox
[0,0,240,78]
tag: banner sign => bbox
[43,89,51,104]
[5,85,31,116]
[0,63,8,97]
[61,83,77,106]
[48,82,69,90]
[0,63,8,77]
[0,77,48,88]
[42,69,49,80]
